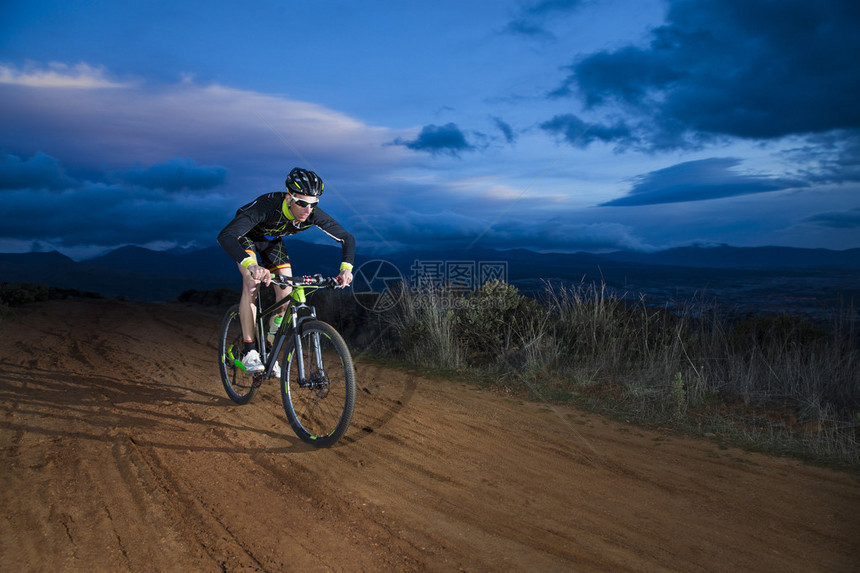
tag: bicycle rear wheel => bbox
[281,320,356,447]
[218,304,261,404]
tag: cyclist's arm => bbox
[217,214,258,264]
[312,207,356,273]
[217,195,277,266]
[217,214,270,284]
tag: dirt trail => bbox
[0,299,857,572]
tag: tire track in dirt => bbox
[1,299,858,572]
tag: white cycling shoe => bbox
[241,349,265,373]
[271,360,281,379]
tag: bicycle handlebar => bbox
[269,273,342,289]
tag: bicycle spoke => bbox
[281,321,355,447]
[218,304,260,404]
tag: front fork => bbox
[289,306,327,387]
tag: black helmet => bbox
[285,167,324,197]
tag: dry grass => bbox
[380,280,859,468]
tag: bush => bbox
[387,286,462,370]
[177,288,240,307]
[456,280,543,364]
[0,282,102,306]
[378,279,859,468]
[0,283,51,305]
[728,313,828,352]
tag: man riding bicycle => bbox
[217,167,355,373]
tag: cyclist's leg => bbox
[235,260,267,372]
[237,246,262,344]
[260,240,293,329]
[258,242,292,379]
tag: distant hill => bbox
[601,245,860,268]
[0,241,357,301]
[1,242,858,306]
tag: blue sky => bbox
[1,0,859,260]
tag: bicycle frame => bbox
[254,275,334,382]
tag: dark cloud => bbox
[0,152,231,250]
[0,183,230,248]
[0,151,78,190]
[797,132,860,184]
[558,0,860,147]
[115,157,227,192]
[770,132,860,198]
[602,157,808,206]
[525,0,586,16]
[802,207,860,229]
[540,114,633,148]
[504,0,585,39]
[504,19,553,39]
[492,117,516,144]
[391,123,475,157]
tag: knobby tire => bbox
[280,320,356,447]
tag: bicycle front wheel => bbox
[281,320,356,447]
[218,304,261,404]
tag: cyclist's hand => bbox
[249,263,271,285]
[337,269,353,287]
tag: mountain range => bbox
[1,242,858,307]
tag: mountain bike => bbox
[217,273,356,447]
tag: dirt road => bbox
[1,299,857,572]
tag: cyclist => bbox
[217,167,355,373]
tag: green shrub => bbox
[456,280,543,364]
